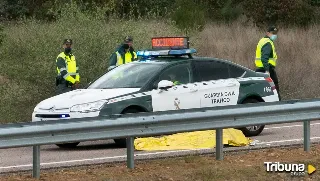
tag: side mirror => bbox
[158,80,174,90]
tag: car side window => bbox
[193,60,230,81]
[228,65,246,78]
[156,63,192,85]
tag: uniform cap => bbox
[267,26,278,33]
[63,39,73,44]
[124,36,133,42]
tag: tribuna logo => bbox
[264,162,305,176]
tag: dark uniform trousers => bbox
[256,65,281,101]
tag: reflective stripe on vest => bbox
[56,52,79,78]
[255,38,278,68]
[115,51,137,66]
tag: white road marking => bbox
[264,123,320,130]
[0,149,207,170]
[256,137,320,145]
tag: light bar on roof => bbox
[137,50,169,56]
[136,48,197,57]
[169,48,196,55]
[151,37,189,49]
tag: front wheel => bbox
[239,98,265,137]
[240,125,265,137]
[114,138,127,148]
[55,142,80,148]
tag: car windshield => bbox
[87,63,163,89]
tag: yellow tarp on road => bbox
[134,128,253,151]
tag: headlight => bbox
[70,100,108,113]
[33,104,41,112]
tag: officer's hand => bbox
[73,82,80,89]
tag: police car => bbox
[32,37,279,148]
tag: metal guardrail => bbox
[1,98,320,179]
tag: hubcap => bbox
[246,125,261,131]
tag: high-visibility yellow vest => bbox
[255,37,277,68]
[56,52,80,84]
[173,81,180,85]
[115,51,137,66]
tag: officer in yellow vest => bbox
[168,74,181,85]
[55,39,80,95]
[255,26,281,100]
[108,36,137,71]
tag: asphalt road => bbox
[1,120,320,174]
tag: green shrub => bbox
[170,0,207,34]
[243,0,315,27]
[1,0,320,27]
[0,0,28,20]
[220,0,243,23]
[0,24,4,46]
[113,0,172,19]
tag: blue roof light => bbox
[137,48,197,58]
[137,51,144,56]
[168,48,197,55]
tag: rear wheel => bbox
[113,108,142,148]
[239,98,265,137]
[56,142,80,148]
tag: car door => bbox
[151,62,200,112]
[192,60,242,108]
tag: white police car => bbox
[32,37,279,148]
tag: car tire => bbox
[239,98,265,137]
[113,108,141,148]
[55,142,80,148]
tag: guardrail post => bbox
[32,145,40,179]
[126,137,134,169]
[303,121,310,152]
[216,129,223,160]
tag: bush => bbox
[0,24,4,46]
[201,0,244,23]
[0,0,29,20]
[242,0,315,27]
[1,0,320,27]
[113,0,172,19]
[170,0,207,34]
